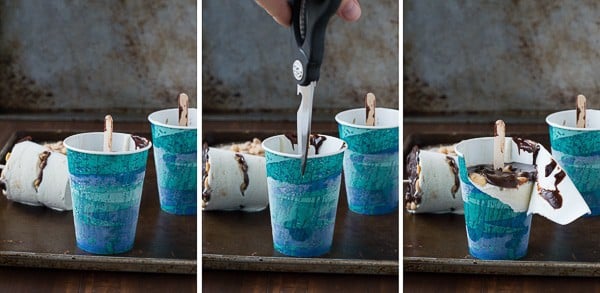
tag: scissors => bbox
[291,0,341,174]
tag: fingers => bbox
[337,0,361,22]
[255,0,361,27]
[255,0,292,27]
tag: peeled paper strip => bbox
[455,137,590,225]
[1,141,71,211]
[202,147,268,212]
[405,145,463,214]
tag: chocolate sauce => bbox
[284,133,327,154]
[234,153,249,196]
[446,156,459,198]
[33,150,51,192]
[131,135,149,149]
[468,162,537,189]
[512,137,540,164]
[284,133,297,150]
[538,159,565,209]
[404,145,421,205]
[201,142,211,203]
[545,160,557,177]
[16,136,32,144]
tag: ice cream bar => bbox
[202,145,268,212]
[0,141,72,211]
[405,144,463,214]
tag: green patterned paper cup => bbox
[547,109,600,215]
[64,132,151,255]
[335,108,399,215]
[262,134,346,257]
[148,108,197,215]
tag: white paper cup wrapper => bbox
[405,145,463,214]
[202,147,268,212]
[1,141,72,211]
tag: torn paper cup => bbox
[201,146,268,212]
[547,109,600,215]
[455,137,590,260]
[0,141,71,211]
[405,145,463,214]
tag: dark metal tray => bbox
[202,130,399,275]
[0,130,196,274]
[404,132,600,277]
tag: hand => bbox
[255,0,361,27]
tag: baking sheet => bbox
[0,130,196,274]
[202,130,399,275]
[404,132,600,276]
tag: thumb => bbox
[337,0,361,22]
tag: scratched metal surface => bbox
[0,1,196,114]
[202,1,399,119]
[404,0,600,119]
[404,130,600,276]
[0,126,196,274]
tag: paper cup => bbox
[64,132,151,254]
[455,137,533,260]
[262,134,346,257]
[335,108,399,215]
[547,109,600,215]
[148,108,197,215]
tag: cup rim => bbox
[262,134,347,159]
[546,109,600,131]
[64,132,152,155]
[148,108,198,130]
[335,108,399,130]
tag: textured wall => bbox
[405,0,600,119]
[202,1,399,120]
[0,1,196,114]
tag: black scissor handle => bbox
[291,0,341,86]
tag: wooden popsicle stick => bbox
[178,93,189,126]
[576,94,586,128]
[365,92,376,126]
[104,115,113,152]
[493,120,505,171]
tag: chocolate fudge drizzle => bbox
[131,135,149,149]
[512,137,540,164]
[404,145,421,205]
[234,153,249,196]
[284,133,327,154]
[201,142,211,203]
[538,159,565,209]
[33,150,51,192]
[446,156,460,198]
[468,162,537,189]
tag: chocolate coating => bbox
[201,142,211,203]
[234,153,249,196]
[131,135,149,149]
[446,156,459,198]
[512,137,540,164]
[468,162,537,189]
[404,145,421,205]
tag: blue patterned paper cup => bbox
[455,137,532,260]
[148,108,197,215]
[64,132,152,255]
[335,108,399,215]
[547,110,600,215]
[262,134,347,257]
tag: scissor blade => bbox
[297,82,316,175]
